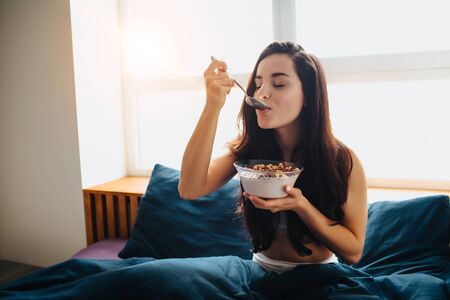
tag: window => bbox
[135,89,242,169]
[295,0,450,188]
[329,80,450,187]
[120,0,450,190]
[121,0,273,79]
[297,0,450,57]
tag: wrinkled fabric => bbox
[1,255,448,300]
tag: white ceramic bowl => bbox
[234,160,303,199]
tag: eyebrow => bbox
[255,72,290,80]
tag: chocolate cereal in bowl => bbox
[234,160,303,199]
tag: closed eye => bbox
[255,84,285,89]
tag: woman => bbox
[178,41,367,274]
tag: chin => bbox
[257,121,273,129]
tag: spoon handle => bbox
[227,74,246,94]
[210,56,247,94]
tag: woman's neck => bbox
[275,122,301,162]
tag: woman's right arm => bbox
[178,59,237,200]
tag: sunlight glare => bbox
[122,28,173,79]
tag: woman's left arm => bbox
[294,149,367,263]
[246,150,367,264]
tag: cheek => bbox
[279,90,303,117]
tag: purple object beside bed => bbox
[72,239,127,259]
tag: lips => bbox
[259,108,271,115]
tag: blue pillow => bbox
[119,164,252,259]
[353,195,449,277]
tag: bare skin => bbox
[179,54,367,264]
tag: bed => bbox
[1,164,448,299]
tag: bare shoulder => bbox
[345,148,367,205]
[348,148,366,187]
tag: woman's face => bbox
[253,54,304,130]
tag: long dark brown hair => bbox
[228,41,353,256]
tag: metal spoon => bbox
[210,56,271,110]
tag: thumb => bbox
[285,185,295,195]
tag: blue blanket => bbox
[0,255,448,299]
[1,194,448,299]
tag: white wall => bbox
[70,0,127,188]
[0,0,86,267]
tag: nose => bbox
[255,84,271,102]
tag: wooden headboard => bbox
[82,177,150,245]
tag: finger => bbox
[211,57,228,71]
[249,199,264,209]
[243,193,261,206]
[284,185,300,197]
[204,74,231,90]
[265,195,301,213]
[249,198,279,213]
[246,194,263,202]
[284,185,294,196]
[263,199,286,208]
[247,195,269,209]
[204,59,228,76]
[243,192,255,200]
[205,72,229,82]
[207,58,227,73]
[218,78,233,87]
